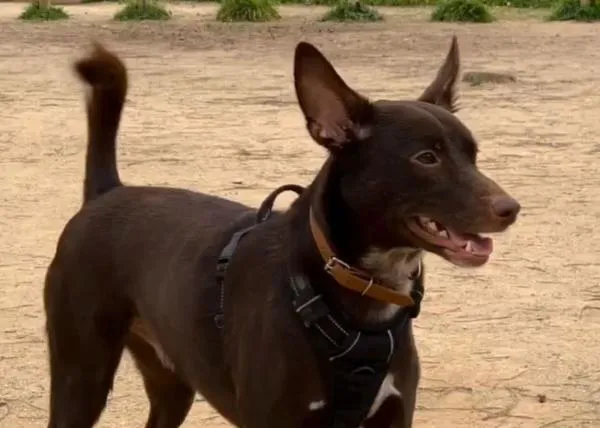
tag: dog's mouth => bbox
[406,216,494,267]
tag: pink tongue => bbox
[447,229,494,256]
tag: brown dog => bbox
[44,37,520,428]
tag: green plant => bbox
[483,0,553,7]
[277,0,437,5]
[217,0,554,6]
[548,0,600,20]
[322,1,383,21]
[81,0,121,4]
[114,0,171,20]
[276,0,334,4]
[19,2,69,20]
[365,0,436,4]
[431,0,494,21]
[217,0,280,22]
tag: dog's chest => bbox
[307,373,401,427]
[360,247,421,323]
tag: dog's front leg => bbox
[392,334,420,428]
[397,357,420,428]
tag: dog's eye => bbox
[412,150,440,166]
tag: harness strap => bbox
[291,276,350,349]
[289,271,424,427]
[214,224,257,328]
[214,184,305,329]
[290,275,416,361]
[256,184,305,223]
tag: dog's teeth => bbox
[464,241,473,252]
[427,221,438,232]
[438,230,448,238]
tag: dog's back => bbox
[48,44,255,304]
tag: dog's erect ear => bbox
[294,42,374,150]
[418,36,460,113]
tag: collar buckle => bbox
[324,256,351,274]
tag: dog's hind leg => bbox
[44,265,132,428]
[126,333,194,428]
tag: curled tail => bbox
[74,42,127,204]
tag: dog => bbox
[43,37,520,428]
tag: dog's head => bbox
[294,37,520,268]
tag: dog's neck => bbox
[288,159,422,325]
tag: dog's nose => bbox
[491,196,521,221]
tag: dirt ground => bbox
[1,2,599,427]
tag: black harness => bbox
[215,185,424,428]
[214,184,306,328]
[289,272,423,428]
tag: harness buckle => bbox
[216,259,228,280]
[216,259,228,271]
[214,313,225,329]
[293,294,329,327]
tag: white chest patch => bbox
[360,247,422,323]
[308,399,326,411]
[366,373,401,419]
[307,375,400,422]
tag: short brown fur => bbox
[44,38,519,428]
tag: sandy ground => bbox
[1,2,599,427]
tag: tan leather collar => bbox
[309,207,419,307]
